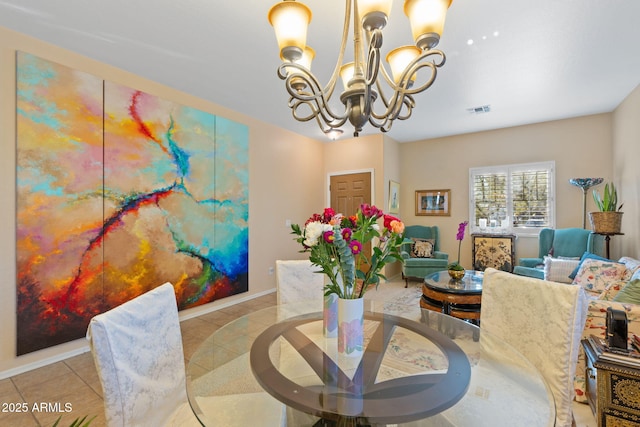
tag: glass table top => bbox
[186,299,554,426]
[424,270,484,294]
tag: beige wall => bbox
[383,135,402,278]
[0,27,323,376]
[612,84,640,258]
[399,114,615,267]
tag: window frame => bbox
[469,161,556,237]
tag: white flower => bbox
[303,221,332,247]
[372,224,380,232]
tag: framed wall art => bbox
[415,189,450,216]
[388,180,400,214]
[16,51,249,355]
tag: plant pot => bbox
[588,211,623,234]
[448,269,465,280]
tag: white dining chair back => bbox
[275,259,324,305]
[480,268,588,427]
[87,282,200,427]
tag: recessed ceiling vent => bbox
[467,105,491,114]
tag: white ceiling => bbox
[1,0,640,143]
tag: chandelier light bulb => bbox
[386,45,421,85]
[340,62,356,90]
[358,0,393,30]
[404,0,452,50]
[327,129,344,140]
[280,46,316,91]
[268,0,312,61]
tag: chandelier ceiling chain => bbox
[268,0,453,138]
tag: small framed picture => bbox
[388,180,400,214]
[415,189,451,216]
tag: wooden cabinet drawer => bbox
[598,369,640,426]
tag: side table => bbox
[581,338,640,426]
[592,232,624,259]
[421,270,483,324]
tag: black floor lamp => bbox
[569,178,603,229]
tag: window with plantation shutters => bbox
[469,162,555,235]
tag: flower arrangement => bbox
[447,221,469,271]
[291,204,406,299]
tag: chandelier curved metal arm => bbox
[369,48,447,132]
[268,0,453,138]
[278,62,351,133]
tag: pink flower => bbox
[323,230,335,243]
[456,221,469,241]
[349,240,362,254]
[360,204,382,219]
[305,213,323,226]
[342,228,353,241]
[323,208,336,222]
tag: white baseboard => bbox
[178,288,276,321]
[0,346,90,380]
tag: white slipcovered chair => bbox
[275,259,324,304]
[480,268,588,427]
[88,282,286,427]
[87,282,200,427]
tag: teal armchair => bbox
[401,225,449,287]
[513,228,604,279]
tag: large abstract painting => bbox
[16,52,248,355]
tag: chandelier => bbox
[268,0,454,138]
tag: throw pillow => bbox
[543,256,580,284]
[620,257,640,280]
[612,279,640,304]
[619,256,640,273]
[571,259,628,294]
[568,252,612,280]
[411,238,435,258]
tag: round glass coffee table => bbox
[422,270,484,323]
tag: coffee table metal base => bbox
[250,311,471,426]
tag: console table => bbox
[582,338,640,426]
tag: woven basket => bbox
[588,211,623,234]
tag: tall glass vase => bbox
[337,297,364,358]
[323,293,338,338]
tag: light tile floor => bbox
[0,292,277,427]
[0,281,597,426]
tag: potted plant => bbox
[447,221,468,280]
[589,182,624,234]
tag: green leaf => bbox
[53,415,96,427]
[593,182,620,211]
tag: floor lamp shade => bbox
[569,177,604,229]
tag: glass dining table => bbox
[186,299,555,426]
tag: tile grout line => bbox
[8,376,42,426]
